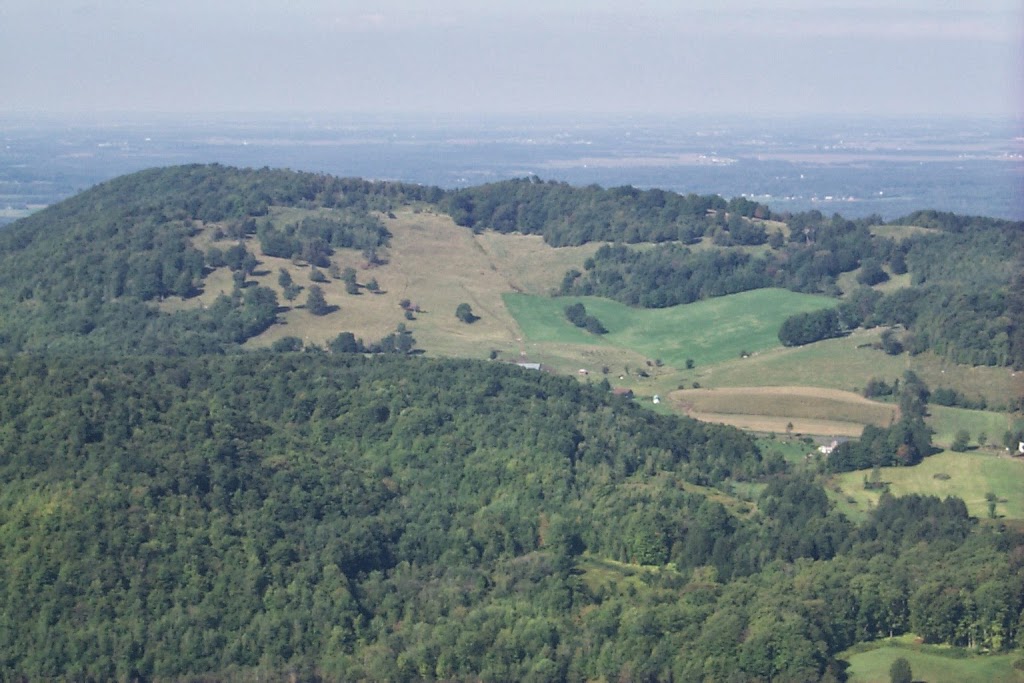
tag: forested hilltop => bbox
[0,165,1021,681]
[0,165,1019,367]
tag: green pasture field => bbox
[757,435,818,465]
[927,405,1019,449]
[843,638,1023,683]
[830,450,1024,521]
[504,288,836,371]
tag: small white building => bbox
[817,439,840,455]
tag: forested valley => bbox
[0,165,1021,681]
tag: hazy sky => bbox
[2,0,1021,117]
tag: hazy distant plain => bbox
[2,114,1021,224]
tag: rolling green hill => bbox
[504,288,836,368]
[0,164,1021,681]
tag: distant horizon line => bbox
[1,110,1021,124]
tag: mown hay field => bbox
[669,386,897,437]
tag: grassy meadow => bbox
[161,206,1020,453]
[843,638,1024,683]
[927,405,1019,449]
[830,450,1024,521]
[166,207,605,357]
[697,329,1020,409]
[504,288,836,371]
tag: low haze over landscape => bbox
[0,1,1022,682]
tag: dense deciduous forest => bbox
[0,353,1021,681]
[0,165,1021,680]
[440,177,741,246]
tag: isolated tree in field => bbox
[889,657,911,683]
[986,492,998,519]
[363,247,384,266]
[951,430,970,452]
[306,285,330,316]
[278,268,293,289]
[456,303,477,323]
[341,267,359,295]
